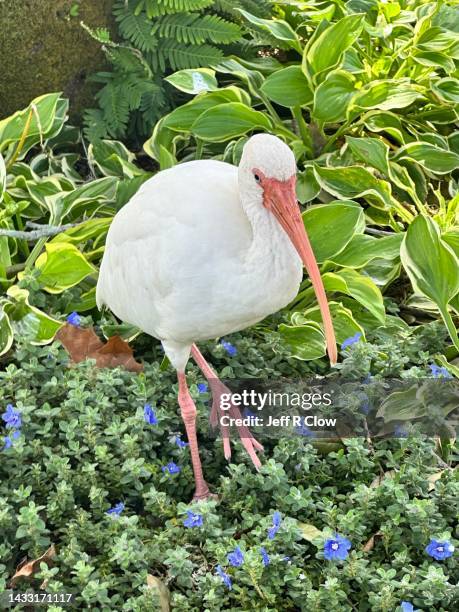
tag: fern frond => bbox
[213,0,271,19]
[83,109,110,141]
[117,13,158,52]
[96,82,131,138]
[152,41,224,71]
[136,0,213,18]
[153,14,241,44]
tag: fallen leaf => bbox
[56,324,143,372]
[146,574,170,612]
[10,545,56,587]
[298,522,322,542]
[362,531,382,552]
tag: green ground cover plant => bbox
[0,327,457,610]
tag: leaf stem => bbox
[440,307,459,352]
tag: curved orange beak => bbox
[263,175,337,365]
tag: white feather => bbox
[97,135,302,370]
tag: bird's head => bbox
[240,134,337,365]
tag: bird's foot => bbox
[208,381,263,470]
[192,482,218,502]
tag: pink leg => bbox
[191,344,263,469]
[177,371,212,501]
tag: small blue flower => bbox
[183,510,203,528]
[215,565,232,589]
[295,418,314,437]
[260,547,270,567]
[220,340,237,357]
[268,511,282,540]
[2,404,21,429]
[197,383,208,393]
[227,546,244,567]
[324,534,352,561]
[401,603,415,612]
[429,364,453,379]
[3,436,12,451]
[162,462,181,475]
[175,435,188,448]
[144,404,158,425]
[361,399,370,415]
[425,539,454,561]
[243,407,257,419]
[66,311,81,327]
[394,424,408,438]
[341,332,362,350]
[106,502,125,516]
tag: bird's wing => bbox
[96,160,252,338]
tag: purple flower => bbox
[341,332,362,350]
[175,435,188,448]
[268,511,282,540]
[260,547,270,567]
[183,510,203,528]
[66,311,81,327]
[2,404,21,429]
[429,364,453,379]
[197,383,208,393]
[106,502,124,516]
[324,534,352,560]
[425,539,454,561]
[401,603,415,612]
[162,462,181,475]
[215,565,232,589]
[227,545,244,567]
[220,340,237,357]
[144,404,158,425]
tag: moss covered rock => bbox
[0,0,114,120]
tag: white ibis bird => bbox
[96,134,337,500]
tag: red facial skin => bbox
[254,168,337,365]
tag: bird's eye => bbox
[254,174,261,183]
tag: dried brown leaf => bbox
[56,324,143,372]
[10,545,56,587]
[370,470,396,488]
[362,531,382,552]
[146,574,170,611]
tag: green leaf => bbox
[394,142,459,174]
[304,14,364,80]
[346,136,390,175]
[35,243,96,294]
[401,216,459,349]
[296,167,320,203]
[329,234,403,268]
[302,200,364,262]
[0,153,5,202]
[312,70,356,124]
[163,87,249,132]
[279,321,326,360]
[237,9,302,53]
[165,68,218,94]
[4,286,62,345]
[302,301,365,344]
[298,522,323,542]
[0,304,14,356]
[313,165,395,211]
[191,102,272,142]
[0,93,64,158]
[350,80,422,113]
[363,111,408,145]
[261,66,312,107]
[322,269,386,323]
